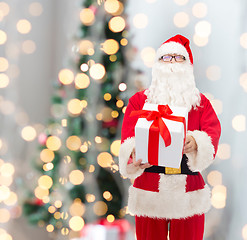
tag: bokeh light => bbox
[80,8,95,26]
[79,40,94,55]
[80,63,89,72]
[22,40,36,54]
[40,149,55,163]
[46,224,54,233]
[0,73,9,88]
[67,99,83,115]
[206,65,221,81]
[21,126,37,141]
[195,21,211,37]
[0,163,15,177]
[38,175,53,189]
[46,136,62,151]
[192,3,208,18]
[211,185,227,209]
[207,170,222,187]
[16,19,32,34]
[242,224,247,240]
[110,140,121,156]
[240,72,247,92]
[173,12,190,28]
[102,39,119,55]
[97,152,113,168]
[0,186,10,201]
[104,0,123,15]
[193,34,208,47]
[89,63,106,80]
[107,214,115,222]
[103,191,113,201]
[109,16,126,33]
[69,216,85,231]
[240,33,247,49]
[69,170,84,185]
[29,2,43,16]
[174,0,188,5]
[0,30,7,45]
[58,69,74,85]
[69,201,85,216]
[118,83,127,91]
[0,58,9,72]
[0,209,10,223]
[133,13,148,29]
[232,115,246,132]
[86,194,96,203]
[34,186,49,200]
[93,201,108,216]
[216,144,231,160]
[66,136,81,151]
[141,47,156,68]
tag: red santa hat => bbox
[156,34,193,65]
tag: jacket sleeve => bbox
[186,95,221,172]
[118,93,145,179]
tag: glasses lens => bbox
[175,55,185,62]
[162,56,171,62]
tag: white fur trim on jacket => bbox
[186,130,215,172]
[118,137,145,179]
[156,42,190,63]
[128,175,211,219]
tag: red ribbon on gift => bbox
[130,105,186,166]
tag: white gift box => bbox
[135,103,188,168]
[77,224,135,240]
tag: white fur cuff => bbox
[118,137,144,179]
[186,130,215,172]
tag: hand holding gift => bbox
[183,135,197,154]
[126,149,152,175]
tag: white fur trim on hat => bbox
[118,137,145,179]
[156,42,190,63]
[128,174,211,219]
[186,130,215,172]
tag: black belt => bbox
[144,155,198,175]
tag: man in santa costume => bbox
[118,34,221,240]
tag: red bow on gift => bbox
[130,105,186,166]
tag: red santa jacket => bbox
[119,90,221,219]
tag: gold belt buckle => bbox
[165,166,181,174]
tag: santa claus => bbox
[118,35,221,240]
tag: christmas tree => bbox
[23,0,131,237]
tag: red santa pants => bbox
[135,214,204,240]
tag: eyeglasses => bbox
[160,55,186,62]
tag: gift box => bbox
[78,219,135,240]
[134,103,188,168]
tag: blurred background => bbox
[0,0,247,239]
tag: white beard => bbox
[145,61,201,111]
